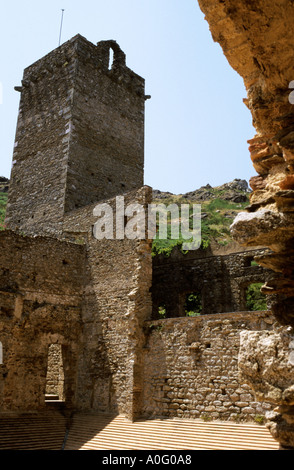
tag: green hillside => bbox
[151,179,250,256]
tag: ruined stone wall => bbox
[152,244,274,318]
[2,35,152,420]
[63,186,153,419]
[6,35,146,237]
[0,231,85,411]
[141,311,275,422]
[0,186,153,417]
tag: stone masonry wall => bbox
[152,243,274,318]
[141,311,275,422]
[63,186,153,419]
[6,35,146,237]
[2,34,151,419]
[0,230,85,411]
[64,37,146,214]
[6,37,78,236]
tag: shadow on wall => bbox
[151,245,272,320]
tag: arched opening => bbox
[45,343,65,402]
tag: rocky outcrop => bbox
[197,0,294,448]
[239,327,294,449]
[153,179,249,202]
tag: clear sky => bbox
[0,0,257,194]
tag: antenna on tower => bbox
[58,9,65,47]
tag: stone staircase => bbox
[64,413,279,451]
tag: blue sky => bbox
[0,0,256,194]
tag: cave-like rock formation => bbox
[197,0,294,449]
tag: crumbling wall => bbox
[0,231,85,411]
[2,34,152,421]
[238,326,294,447]
[152,244,273,318]
[63,186,153,419]
[142,311,275,421]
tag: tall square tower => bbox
[6,35,146,235]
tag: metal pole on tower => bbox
[58,9,65,47]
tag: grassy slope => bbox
[152,185,250,256]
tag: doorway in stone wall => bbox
[45,343,65,402]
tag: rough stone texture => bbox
[1,36,153,421]
[0,187,153,418]
[0,231,85,411]
[142,311,275,422]
[45,344,65,400]
[6,35,146,237]
[238,327,294,449]
[1,32,288,442]
[239,328,294,405]
[152,242,274,318]
[197,0,294,447]
[63,186,153,419]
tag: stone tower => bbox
[6,34,147,235]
